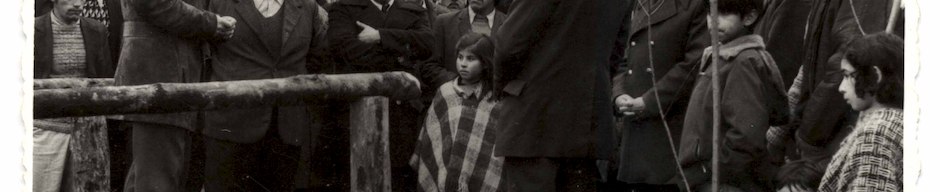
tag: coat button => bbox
[650,41,655,46]
[630,41,636,46]
[646,67,652,72]
[628,69,633,75]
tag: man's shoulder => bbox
[435,9,462,22]
[395,0,427,12]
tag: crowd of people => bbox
[32,0,905,191]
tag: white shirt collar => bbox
[468,8,495,28]
[372,0,396,10]
[253,0,284,7]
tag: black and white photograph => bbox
[5,0,933,191]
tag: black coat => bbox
[327,0,433,73]
[201,0,325,145]
[610,0,709,184]
[492,0,630,159]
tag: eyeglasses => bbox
[842,71,858,80]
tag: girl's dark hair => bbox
[454,32,495,93]
[843,32,904,109]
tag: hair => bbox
[775,159,824,192]
[454,32,495,93]
[843,32,904,109]
[705,0,764,29]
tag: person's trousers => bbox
[123,122,199,192]
[204,128,301,192]
[33,128,71,192]
[502,157,600,192]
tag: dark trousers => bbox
[122,122,202,192]
[390,100,422,192]
[204,127,301,192]
[502,157,600,192]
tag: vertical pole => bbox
[708,0,722,191]
[886,0,902,34]
[349,96,391,192]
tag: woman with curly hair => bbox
[819,32,904,192]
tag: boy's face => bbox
[707,12,756,43]
[457,50,484,84]
[838,58,875,111]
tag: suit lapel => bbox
[492,11,506,34]
[630,0,678,38]
[79,17,99,77]
[234,0,265,43]
[457,9,470,36]
[280,0,302,57]
[36,14,53,78]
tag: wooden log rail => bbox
[34,72,420,119]
[34,78,114,89]
[34,72,416,192]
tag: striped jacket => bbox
[819,107,903,192]
[410,79,504,192]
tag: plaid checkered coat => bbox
[410,79,505,192]
[819,107,903,192]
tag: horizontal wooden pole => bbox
[34,72,420,119]
[34,78,114,89]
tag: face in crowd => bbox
[52,0,84,23]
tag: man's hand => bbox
[615,94,635,115]
[624,97,646,112]
[216,15,237,39]
[356,21,381,43]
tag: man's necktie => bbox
[256,0,282,18]
[471,14,490,36]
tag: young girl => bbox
[819,32,904,192]
[411,33,504,192]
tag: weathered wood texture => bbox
[34,72,420,118]
[349,97,391,192]
[34,78,114,89]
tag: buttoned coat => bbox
[201,0,325,145]
[492,0,630,159]
[610,0,710,184]
[327,0,433,73]
[114,0,221,130]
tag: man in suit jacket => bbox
[113,0,235,191]
[33,1,113,190]
[418,0,504,91]
[34,12,112,79]
[610,0,709,190]
[492,0,630,190]
[327,0,431,190]
[200,0,326,190]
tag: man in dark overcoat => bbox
[491,0,631,191]
[610,0,709,191]
[327,0,432,190]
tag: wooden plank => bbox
[349,96,391,192]
[34,72,421,119]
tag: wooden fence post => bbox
[349,96,391,192]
